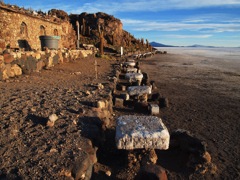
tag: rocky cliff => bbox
[69,12,151,54]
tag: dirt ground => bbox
[0,51,240,179]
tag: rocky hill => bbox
[69,12,151,53]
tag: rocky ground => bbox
[0,56,116,179]
[0,52,240,179]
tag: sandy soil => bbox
[0,49,240,179]
[140,49,240,179]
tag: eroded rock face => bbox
[69,12,151,53]
[48,9,69,21]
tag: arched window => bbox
[54,29,58,36]
[20,22,28,36]
[40,25,46,35]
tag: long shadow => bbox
[77,116,104,147]
[26,114,48,126]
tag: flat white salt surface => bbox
[157,47,240,73]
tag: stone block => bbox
[36,60,44,72]
[0,68,8,80]
[3,53,14,64]
[127,86,152,96]
[116,115,170,150]
[34,52,41,60]
[126,68,138,73]
[11,64,22,76]
[5,64,15,78]
[21,56,37,74]
[114,97,124,107]
[123,61,136,67]
[125,73,143,84]
[148,104,160,115]
[97,100,106,109]
[0,55,5,69]
[46,56,53,68]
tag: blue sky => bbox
[4,0,240,47]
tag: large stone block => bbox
[116,115,170,150]
[127,86,152,96]
[125,73,143,83]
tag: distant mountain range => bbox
[150,41,217,48]
[150,41,176,47]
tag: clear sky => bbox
[3,0,240,47]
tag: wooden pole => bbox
[76,21,80,49]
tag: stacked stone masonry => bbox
[0,49,94,80]
[0,4,76,51]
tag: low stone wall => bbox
[0,49,94,80]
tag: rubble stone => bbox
[116,115,170,150]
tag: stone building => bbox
[0,3,76,51]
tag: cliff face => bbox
[70,12,150,53]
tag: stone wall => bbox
[0,4,76,51]
[0,49,94,80]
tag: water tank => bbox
[39,36,60,50]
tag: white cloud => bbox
[69,0,240,14]
[122,18,240,33]
[166,34,213,38]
